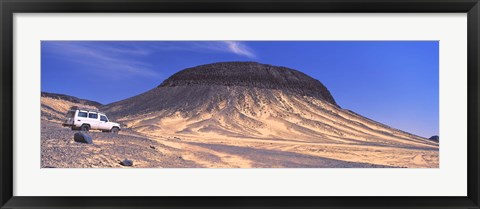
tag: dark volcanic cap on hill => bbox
[159,62,338,106]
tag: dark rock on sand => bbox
[74,132,93,144]
[120,159,134,166]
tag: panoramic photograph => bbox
[41,41,439,168]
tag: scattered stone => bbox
[73,132,93,144]
[120,159,133,166]
[150,145,156,150]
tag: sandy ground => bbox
[41,120,437,168]
[41,87,439,168]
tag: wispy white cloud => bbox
[223,41,256,58]
[42,41,257,79]
[42,42,160,78]
[148,41,257,58]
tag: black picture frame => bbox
[1,0,479,208]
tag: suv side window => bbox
[100,115,108,122]
[88,113,98,119]
[78,112,88,118]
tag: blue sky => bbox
[41,41,439,138]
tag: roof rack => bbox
[70,106,105,114]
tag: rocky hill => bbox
[102,62,437,148]
[160,62,337,105]
[41,92,102,122]
[42,92,102,107]
[42,62,439,168]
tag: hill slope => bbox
[41,92,102,122]
[103,62,437,148]
[42,62,439,168]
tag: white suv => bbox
[63,107,121,133]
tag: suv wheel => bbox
[111,127,120,134]
[80,124,90,132]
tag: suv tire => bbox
[111,127,120,134]
[80,124,90,132]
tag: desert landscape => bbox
[41,62,439,168]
